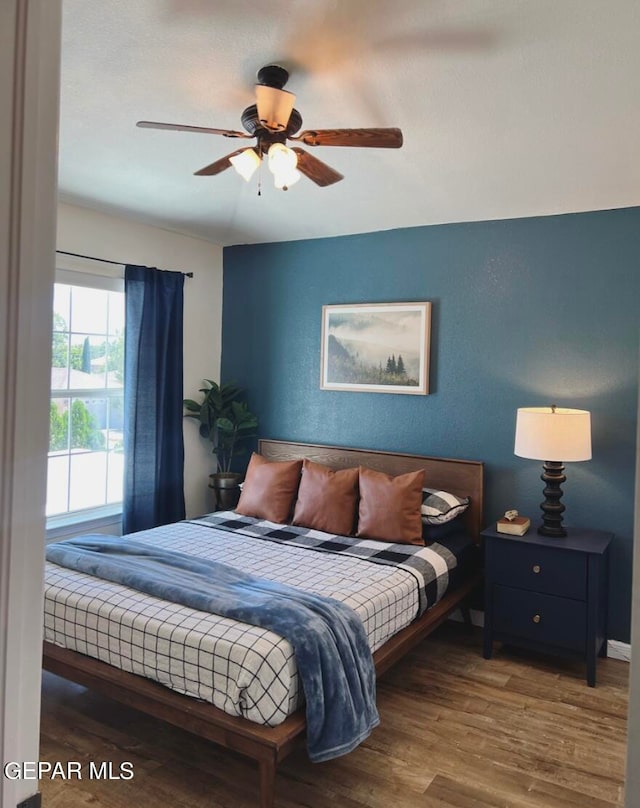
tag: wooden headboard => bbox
[258,439,484,543]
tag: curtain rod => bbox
[56,250,194,278]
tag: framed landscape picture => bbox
[320,302,431,395]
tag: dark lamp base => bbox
[539,460,567,538]
[538,523,567,538]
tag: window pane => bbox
[70,285,108,334]
[69,451,107,511]
[53,284,71,330]
[52,285,70,389]
[107,396,124,445]
[51,337,70,390]
[48,277,125,522]
[49,397,69,452]
[106,335,124,389]
[70,397,106,450]
[69,335,107,388]
[46,455,69,516]
[108,290,125,334]
[106,397,125,503]
[107,446,124,504]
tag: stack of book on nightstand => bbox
[496,513,531,536]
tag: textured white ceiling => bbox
[58,0,640,247]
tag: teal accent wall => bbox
[222,208,639,642]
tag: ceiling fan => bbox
[137,65,403,190]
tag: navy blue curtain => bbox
[123,265,185,533]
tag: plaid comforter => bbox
[195,512,457,616]
[44,513,462,728]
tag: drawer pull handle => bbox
[532,564,541,574]
[532,614,541,624]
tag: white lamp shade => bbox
[267,143,300,189]
[273,168,301,190]
[514,406,592,462]
[267,142,297,174]
[229,148,261,182]
[256,85,296,131]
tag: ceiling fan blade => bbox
[292,148,343,187]
[291,127,403,148]
[137,120,251,139]
[194,149,247,176]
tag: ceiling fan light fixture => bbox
[267,143,300,189]
[229,147,261,181]
[139,63,402,190]
[267,142,297,173]
[274,168,301,191]
[255,84,296,132]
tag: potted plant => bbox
[184,379,258,510]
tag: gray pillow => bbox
[421,488,469,525]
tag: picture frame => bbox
[320,302,432,395]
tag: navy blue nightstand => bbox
[482,525,612,686]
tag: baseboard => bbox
[17,793,41,808]
[449,608,484,628]
[608,640,631,662]
[449,610,631,662]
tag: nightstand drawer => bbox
[490,540,587,600]
[493,585,586,652]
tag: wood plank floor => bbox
[39,623,628,807]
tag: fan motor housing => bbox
[240,104,302,138]
[256,64,289,90]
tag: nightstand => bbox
[482,525,612,686]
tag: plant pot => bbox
[208,472,242,511]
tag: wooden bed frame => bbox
[42,439,484,808]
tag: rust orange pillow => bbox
[292,459,359,536]
[357,466,424,545]
[235,453,302,523]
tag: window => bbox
[47,268,125,525]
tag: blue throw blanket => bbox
[46,536,380,762]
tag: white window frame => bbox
[46,258,125,533]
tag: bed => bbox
[43,439,484,807]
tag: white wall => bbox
[0,2,61,806]
[57,202,223,519]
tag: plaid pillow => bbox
[421,488,469,525]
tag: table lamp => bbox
[514,405,592,537]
